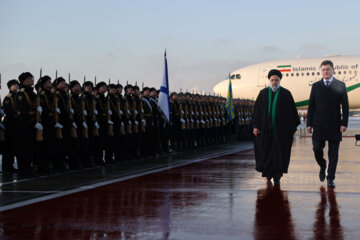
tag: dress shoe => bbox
[319,167,326,182]
[274,178,280,185]
[327,179,335,188]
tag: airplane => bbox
[213,55,360,108]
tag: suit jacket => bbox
[307,78,349,141]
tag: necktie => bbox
[325,81,330,86]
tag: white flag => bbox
[158,51,170,122]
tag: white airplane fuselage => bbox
[213,56,360,108]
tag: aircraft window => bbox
[334,72,336,75]
[286,73,289,77]
[296,73,299,76]
[231,75,235,79]
[307,72,310,76]
[349,70,352,74]
[344,71,346,74]
[317,72,320,75]
[291,73,294,77]
[338,71,341,75]
[301,73,304,76]
[236,74,241,79]
[312,72,315,76]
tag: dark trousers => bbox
[312,140,340,180]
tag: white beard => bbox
[271,85,280,92]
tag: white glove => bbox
[192,111,194,115]
[70,108,74,114]
[180,119,186,123]
[141,119,146,126]
[56,108,61,114]
[191,119,194,123]
[94,109,98,115]
[83,110,88,116]
[37,106,43,114]
[34,123,42,131]
[55,122,63,129]
[127,110,131,115]
[94,121,100,129]
[134,110,138,115]
[108,120,114,125]
[181,110,184,114]
[72,122,77,129]
[196,112,199,116]
[108,109,112,115]
[135,120,139,125]
[128,120,132,125]
[82,121,88,129]
[201,112,204,115]
[141,109,144,113]
[120,110,123,115]
[201,120,206,124]
[121,122,124,126]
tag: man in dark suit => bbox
[307,60,349,188]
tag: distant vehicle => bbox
[213,55,360,108]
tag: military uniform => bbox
[2,91,18,172]
[15,84,37,176]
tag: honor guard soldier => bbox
[70,80,91,168]
[2,79,20,173]
[95,81,113,164]
[169,92,180,150]
[82,81,99,166]
[54,77,79,170]
[15,72,40,177]
[38,76,60,174]
[108,83,123,162]
[149,87,161,154]
[124,84,136,159]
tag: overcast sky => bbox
[1,0,359,96]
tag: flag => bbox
[226,74,235,122]
[158,50,170,122]
[277,65,291,72]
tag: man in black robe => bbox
[252,69,300,185]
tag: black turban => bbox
[7,79,20,89]
[267,69,282,79]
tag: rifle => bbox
[81,95,89,139]
[106,96,114,136]
[92,95,99,136]
[116,95,125,135]
[68,97,78,138]
[179,102,186,129]
[0,73,4,141]
[131,97,139,134]
[35,92,43,141]
[139,99,145,132]
[54,93,63,139]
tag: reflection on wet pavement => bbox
[0,137,360,239]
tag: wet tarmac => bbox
[0,134,360,239]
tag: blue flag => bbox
[226,75,235,122]
[158,50,170,122]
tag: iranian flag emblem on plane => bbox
[277,65,291,72]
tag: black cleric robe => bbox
[252,87,300,177]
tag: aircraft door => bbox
[257,67,268,88]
